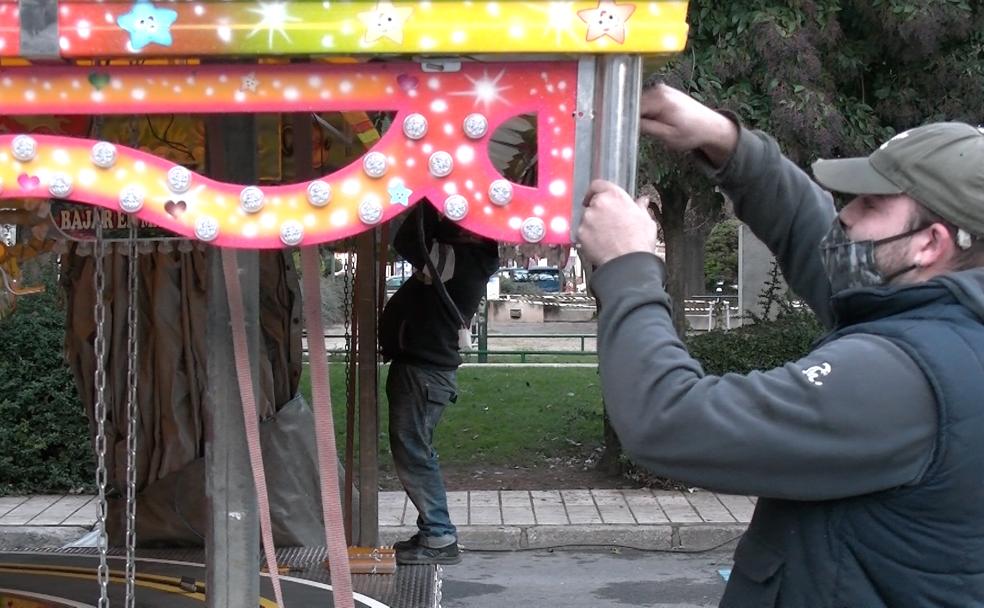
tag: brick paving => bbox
[1,490,753,551]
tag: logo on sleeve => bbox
[802,362,832,386]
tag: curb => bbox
[0,525,93,550]
[380,523,746,552]
[2,524,746,553]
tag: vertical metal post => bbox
[204,114,260,608]
[478,298,489,363]
[18,0,59,59]
[355,230,379,547]
[591,55,643,192]
[588,55,642,475]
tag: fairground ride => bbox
[0,1,688,606]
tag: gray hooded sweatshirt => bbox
[591,126,984,501]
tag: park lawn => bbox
[299,364,604,467]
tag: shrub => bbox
[687,261,825,374]
[500,277,542,295]
[0,265,92,494]
[686,307,824,376]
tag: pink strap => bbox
[221,249,285,608]
[301,246,355,608]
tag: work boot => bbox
[396,541,462,565]
[392,533,420,552]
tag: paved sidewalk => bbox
[1,489,751,552]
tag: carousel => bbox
[0,1,688,606]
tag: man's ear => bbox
[916,223,957,269]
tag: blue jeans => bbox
[387,361,458,547]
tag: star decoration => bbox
[357,0,413,44]
[449,68,512,111]
[577,0,635,44]
[240,72,259,92]
[246,2,301,48]
[531,2,580,47]
[117,0,178,50]
[388,180,413,207]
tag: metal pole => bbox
[355,229,379,547]
[589,55,642,475]
[18,0,59,59]
[591,55,643,193]
[205,248,261,607]
[204,114,260,608]
[478,298,489,363]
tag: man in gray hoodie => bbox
[577,84,984,607]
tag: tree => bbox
[619,0,983,475]
[704,218,740,292]
[638,0,983,334]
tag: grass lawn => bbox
[299,363,605,468]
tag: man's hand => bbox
[577,180,659,268]
[640,84,739,169]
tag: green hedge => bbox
[687,308,825,375]
[0,271,92,494]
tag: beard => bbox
[873,239,917,286]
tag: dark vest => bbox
[721,282,984,607]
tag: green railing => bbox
[311,332,598,364]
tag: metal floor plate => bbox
[1,548,439,608]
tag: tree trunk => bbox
[597,411,623,475]
[658,185,690,336]
[683,234,707,296]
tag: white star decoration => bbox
[449,68,512,111]
[240,71,259,92]
[532,1,579,47]
[578,0,636,44]
[358,0,413,44]
[246,2,301,48]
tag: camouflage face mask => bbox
[818,219,927,294]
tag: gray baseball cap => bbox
[812,122,984,237]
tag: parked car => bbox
[496,267,528,282]
[385,273,410,297]
[525,267,566,293]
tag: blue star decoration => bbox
[388,180,413,207]
[117,1,178,50]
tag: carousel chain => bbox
[343,249,353,389]
[124,218,140,608]
[92,209,111,608]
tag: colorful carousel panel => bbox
[0,61,580,247]
[0,1,688,59]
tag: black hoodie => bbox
[379,205,499,370]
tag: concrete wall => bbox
[489,299,544,324]
[738,224,787,320]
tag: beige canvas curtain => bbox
[62,244,350,547]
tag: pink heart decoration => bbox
[396,73,419,92]
[164,200,187,218]
[17,174,40,190]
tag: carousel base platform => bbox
[0,547,439,607]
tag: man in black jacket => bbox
[577,84,984,606]
[380,203,498,565]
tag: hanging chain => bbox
[93,209,111,608]
[123,216,140,608]
[342,249,353,382]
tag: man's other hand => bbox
[640,84,739,169]
[577,180,659,268]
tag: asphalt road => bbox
[442,547,730,608]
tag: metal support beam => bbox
[355,229,380,547]
[591,55,643,192]
[18,0,59,59]
[204,114,261,608]
[570,56,597,240]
